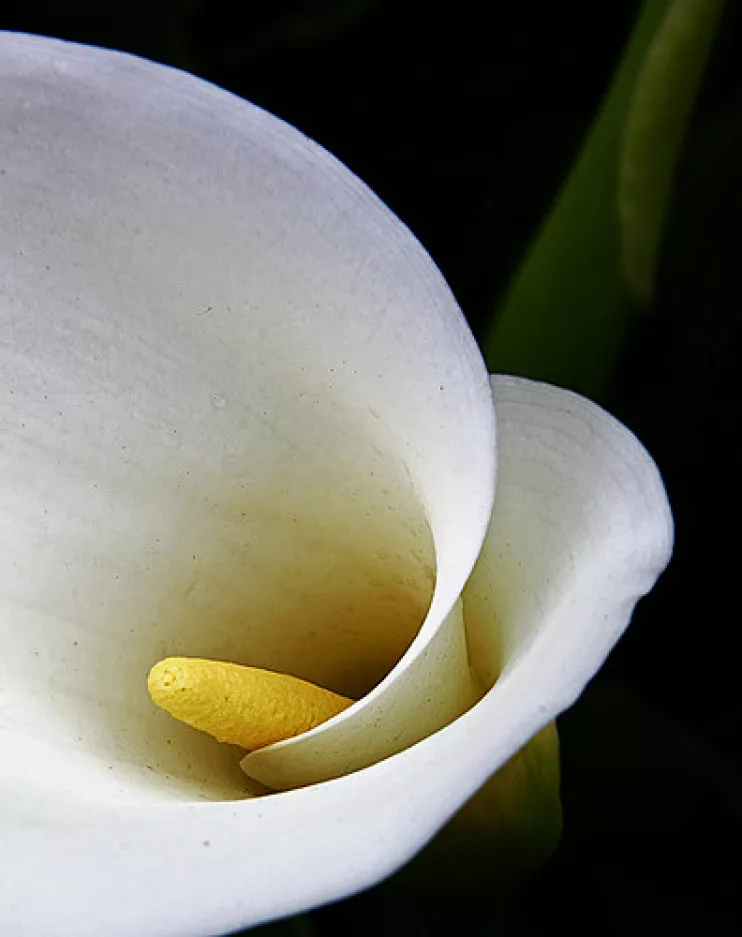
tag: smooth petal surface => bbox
[0,31,495,803]
[464,375,673,693]
[391,722,562,889]
[1,369,671,936]
[392,372,674,887]
[0,31,673,937]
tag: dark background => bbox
[2,2,740,934]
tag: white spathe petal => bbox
[0,374,671,937]
[462,375,673,702]
[0,32,495,802]
[241,596,482,789]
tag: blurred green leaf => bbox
[349,685,742,936]
[518,684,742,933]
[619,0,725,306]
[484,0,723,399]
[387,723,562,892]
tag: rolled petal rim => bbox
[0,30,673,937]
[1,375,672,936]
[0,29,495,799]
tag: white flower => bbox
[0,32,672,937]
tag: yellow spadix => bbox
[148,657,354,750]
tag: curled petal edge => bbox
[0,376,672,936]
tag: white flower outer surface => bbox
[0,32,494,801]
[0,32,672,937]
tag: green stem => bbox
[483,0,724,398]
[619,0,725,306]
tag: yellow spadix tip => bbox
[147,657,354,750]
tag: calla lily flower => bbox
[0,31,673,937]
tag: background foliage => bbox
[2,2,740,933]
